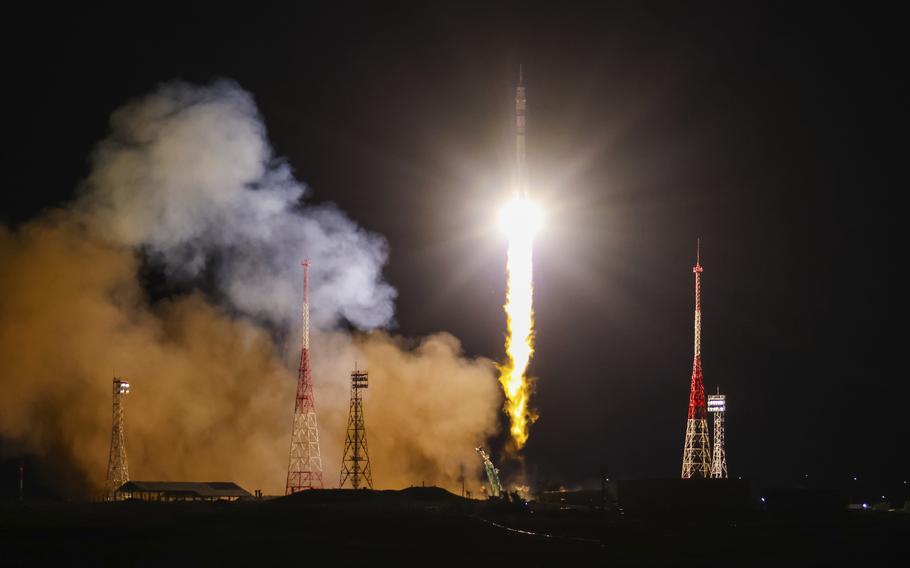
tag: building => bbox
[115,481,251,502]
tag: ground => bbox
[1,487,907,565]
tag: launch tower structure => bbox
[104,377,130,500]
[285,260,324,494]
[681,241,712,478]
[475,447,503,498]
[708,391,728,478]
[340,369,373,489]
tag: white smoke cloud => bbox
[76,80,395,330]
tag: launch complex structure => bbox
[99,71,536,500]
[100,75,731,499]
[285,260,374,493]
[681,242,728,479]
[100,245,731,498]
[476,447,503,498]
[102,259,378,497]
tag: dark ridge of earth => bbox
[1,488,907,565]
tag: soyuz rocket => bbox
[515,66,528,198]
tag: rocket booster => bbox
[515,66,527,197]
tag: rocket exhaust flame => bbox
[498,197,540,449]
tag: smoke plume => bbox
[76,80,395,330]
[0,80,499,496]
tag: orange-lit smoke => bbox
[0,81,500,496]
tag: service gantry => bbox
[475,447,503,498]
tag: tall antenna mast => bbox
[104,377,130,500]
[681,241,712,478]
[285,260,324,493]
[303,259,310,351]
[340,368,373,489]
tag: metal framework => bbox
[708,391,728,479]
[475,447,503,498]
[285,260,324,494]
[681,241,712,478]
[104,378,130,500]
[340,369,373,489]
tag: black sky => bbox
[4,3,905,490]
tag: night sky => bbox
[4,4,905,491]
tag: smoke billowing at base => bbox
[0,81,500,496]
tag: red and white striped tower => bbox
[681,240,712,478]
[285,260,324,493]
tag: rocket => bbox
[515,65,528,197]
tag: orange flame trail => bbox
[498,197,540,449]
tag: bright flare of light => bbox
[498,198,542,236]
[498,196,541,449]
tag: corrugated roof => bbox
[117,481,251,498]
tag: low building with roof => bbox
[115,481,251,502]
